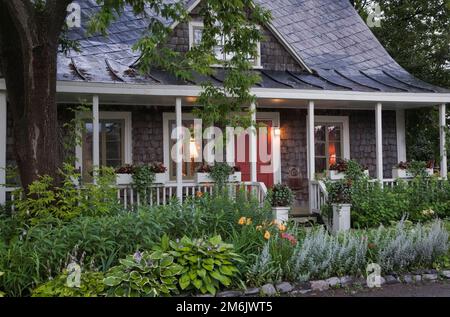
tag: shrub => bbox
[171,235,243,295]
[368,219,449,272]
[290,227,367,281]
[15,165,119,224]
[268,184,293,207]
[32,271,105,297]
[104,247,183,297]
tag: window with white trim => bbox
[315,123,344,173]
[189,21,261,67]
[77,112,132,182]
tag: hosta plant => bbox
[31,271,105,297]
[103,249,183,297]
[169,235,243,295]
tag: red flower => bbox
[280,233,298,246]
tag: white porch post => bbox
[376,102,383,181]
[307,101,315,180]
[92,95,100,182]
[250,102,257,183]
[0,92,6,205]
[307,101,315,214]
[439,104,447,179]
[176,97,183,200]
[396,109,407,162]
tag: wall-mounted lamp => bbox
[274,127,281,137]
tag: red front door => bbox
[235,120,274,188]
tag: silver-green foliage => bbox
[371,220,449,272]
[291,227,368,281]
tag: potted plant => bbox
[195,164,213,183]
[268,184,294,223]
[116,164,134,185]
[392,161,413,179]
[326,180,352,233]
[228,165,242,183]
[150,162,168,184]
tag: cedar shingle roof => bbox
[54,0,448,93]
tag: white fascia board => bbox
[56,81,450,104]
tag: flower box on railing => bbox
[195,172,242,184]
[228,172,242,183]
[195,172,214,183]
[116,173,133,185]
[327,169,370,180]
[392,168,413,179]
[154,172,167,184]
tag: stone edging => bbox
[208,269,450,297]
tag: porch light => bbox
[274,127,281,136]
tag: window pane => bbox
[315,142,326,157]
[328,125,341,142]
[314,125,326,142]
[315,158,327,174]
[328,142,341,166]
[193,27,203,45]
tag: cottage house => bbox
[1,0,449,216]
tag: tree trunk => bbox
[0,1,71,190]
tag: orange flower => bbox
[196,191,204,198]
[238,217,247,225]
[256,225,263,231]
[277,223,287,232]
[264,231,271,240]
[246,218,253,225]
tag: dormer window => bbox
[189,21,261,68]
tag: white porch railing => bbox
[117,181,267,209]
[3,182,268,211]
[309,180,328,214]
[310,177,447,215]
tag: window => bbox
[168,119,202,181]
[314,123,343,173]
[76,112,132,182]
[307,116,350,175]
[189,21,261,68]
[163,114,203,181]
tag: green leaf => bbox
[179,274,191,290]
[103,276,120,287]
[192,279,203,289]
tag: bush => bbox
[171,235,243,295]
[368,220,449,272]
[32,271,105,297]
[15,165,120,224]
[268,184,293,207]
[104,247,183,297]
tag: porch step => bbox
[291,214,317,226]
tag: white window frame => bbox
[75,111,132,172]
[306,115,350,176]
[188,21,262,69]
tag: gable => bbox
[166,2,307,73]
